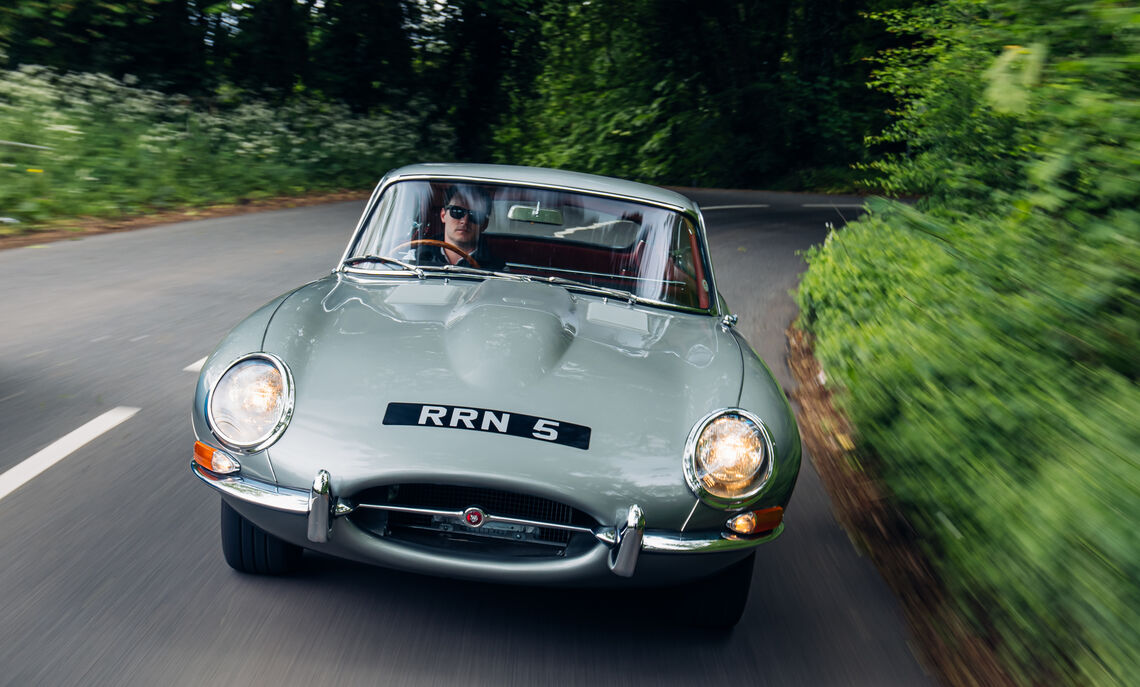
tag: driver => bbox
[417,185,504,271]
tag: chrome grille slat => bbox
[349,484,597,552]
[395,522,567,548]
[353,502,596,535]
[393,484,573,524]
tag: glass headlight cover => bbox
[683,409,774,508]
[207,353,294,451]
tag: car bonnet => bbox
[257,274,744,527]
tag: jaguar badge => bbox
[463,507,486,528]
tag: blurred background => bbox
[0,0,906,223]
[1,2,1137,686]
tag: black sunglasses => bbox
[445,205,487,224]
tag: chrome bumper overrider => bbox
[191,463,782,577]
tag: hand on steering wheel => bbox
[391,239,481,269]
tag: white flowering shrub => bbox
[0,66,452,223]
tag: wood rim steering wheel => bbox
[391,239,480,269]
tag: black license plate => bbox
[383,402,591,450]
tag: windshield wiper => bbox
[424,267,642,304]
[540,275,647,306]
[342,259,644,305]
[342,255,424,278]
[418,264,547,285]
[419,264,499,277]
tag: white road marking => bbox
[702,204,770,210]
[0,390,26,403]
[0,406,140,502]
[801,203,865,208]
[129,335,149,342]
[183,356,207,373]
[90,336,111,343]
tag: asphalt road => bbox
[0,190,931,686]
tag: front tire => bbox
[677,552,755,629]
[220,500,302,575]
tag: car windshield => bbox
[345,180,711,310]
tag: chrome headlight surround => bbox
[683,408,775,510]
[205,352,295,452]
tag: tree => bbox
[1,0,211,95]
[309,0,415,112]
[420,0,544,161]
[224,0,311,97]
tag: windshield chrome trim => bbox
[693,209,723,316]
[335,173,717,314]
[337,180,386,270]
[380,172,692,213]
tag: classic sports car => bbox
[191,163,800,627]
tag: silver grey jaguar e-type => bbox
[191,163,800,627]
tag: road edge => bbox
[786,324,1018,687]
[0,189,372,252]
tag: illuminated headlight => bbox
[207,353,294,451]
[683,409,774,508]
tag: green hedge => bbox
[0,67,454,224]
[796,2,1139,685]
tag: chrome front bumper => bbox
[191,463,782,577]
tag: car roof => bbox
[382,163,700,215]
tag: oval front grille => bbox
[349,483,597,556]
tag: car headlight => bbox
[207,353,294,451]
[683,409,774,509]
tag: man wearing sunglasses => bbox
[422,185,504,271]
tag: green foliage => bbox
[0,67,453,223]
[798,1,1140,684]
[2,0,913,190]
[493,0,906,188]
[0,0,213,95]
[492,0,734,184]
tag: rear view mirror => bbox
[508,203,563,225]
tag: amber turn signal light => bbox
[727,506,784,535]
[194,441,240,475]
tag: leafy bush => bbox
[0,66,453,224]
[797,1,1139,684]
